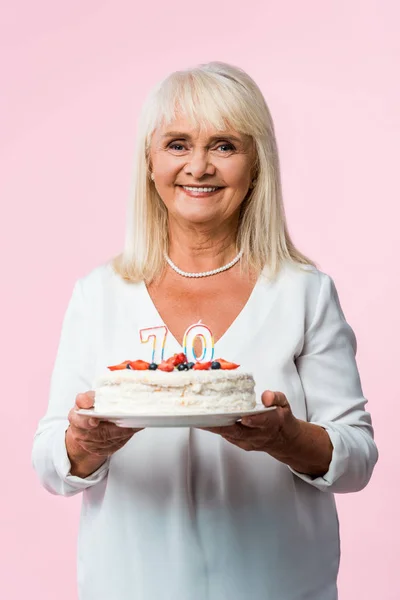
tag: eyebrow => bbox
[161,131,244,143]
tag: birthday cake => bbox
[93,354,256,415]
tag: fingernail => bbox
[243,418,253,426]
[88,418,98,427]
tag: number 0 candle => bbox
[183,322,215,363]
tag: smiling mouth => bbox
[178,185,223,193]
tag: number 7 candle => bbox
[139,325,168,363]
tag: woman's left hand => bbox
[203,390,301,455]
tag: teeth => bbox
[182,186,219,193]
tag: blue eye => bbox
[217,143,235,152]
[168,143,186,151]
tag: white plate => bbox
[75,407,276,428]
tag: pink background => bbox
[2,1,399,598]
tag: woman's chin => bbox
[171,199,221,225]
[174,209,219,225]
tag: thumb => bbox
[76,391,95,409]
[261,390,288,408]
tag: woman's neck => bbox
[167,218,239,272]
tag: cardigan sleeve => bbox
[32,279,110,497]
[290,272,378,493]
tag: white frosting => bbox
[94,369,256,414]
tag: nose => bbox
[183,149,216,179]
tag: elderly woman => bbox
[32,62,378,600]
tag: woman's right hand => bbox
[66,391,142,478]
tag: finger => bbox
[78,434,136,454]
[75,391,95,409]
[100,421,143,435]
[68,406,98,431]
[111,426,143,436]
[261,390,288,408]
[70,392,97,429]
[202,423,253,442]
[241,409,278,428]
[96,423,138,440]
[200,424,241,437]
[223,437,251,451]
[74,428,134,447]
[241,391,286,428]
[93,422,141,442]
[77,434,131,449]
[91,420,142,437]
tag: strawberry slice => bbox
[158,361,175,372]
[128,360,150,370]
[108,360,131,371]
[193,361,212,370]
[165,353,187,367]
[215,358,240,370]
[174,352,188,365]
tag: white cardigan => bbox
[32,261,378,600]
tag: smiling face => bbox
[149,116,256,227]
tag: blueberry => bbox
[149,363,158,370]
[126,364,132,369]
[177,363,189,371]
[187,362,195,369]
[211,361,221,370]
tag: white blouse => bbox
[32,261,378,600]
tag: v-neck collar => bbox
[136,274,276,361]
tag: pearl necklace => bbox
[165,250,243,278]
